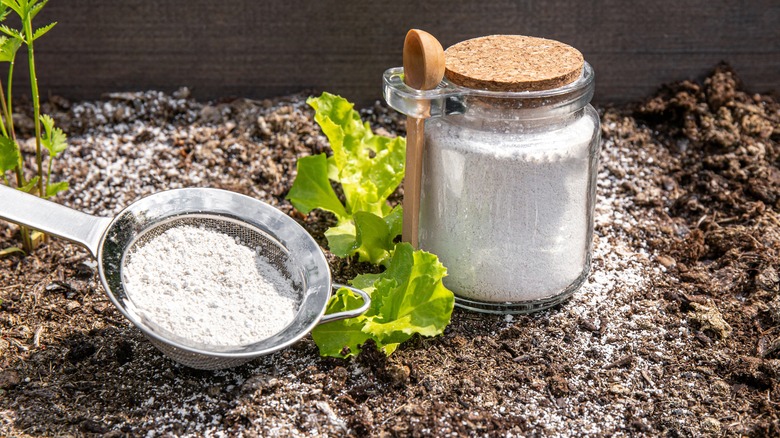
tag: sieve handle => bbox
[319,283,371,324]
[0,184,112,257]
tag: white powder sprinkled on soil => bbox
[0,91,727,437]
[123,225,299,346]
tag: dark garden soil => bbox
[1,64,779,437]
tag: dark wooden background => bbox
[13,0,780,105]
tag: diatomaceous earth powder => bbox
[420,114,598,303]
[123,225,299,346]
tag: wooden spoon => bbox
[402,29,445,248]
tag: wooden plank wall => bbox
[13,0,780,105]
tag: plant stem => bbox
[0,69,24,189]
[46,151,52,190]
[5,62,22,186]
[24,18,44,198]
[7,56,32,253]
[20,226,32,253]
[18,16,36,252]
[0,80,7,138]
[7,61,23,184]
[6,61,17,142]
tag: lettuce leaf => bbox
[311,243,454,357]
[353,207,402,266]
[287,153,348,220]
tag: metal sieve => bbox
[0,186,370,369]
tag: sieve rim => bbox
[95,187,335,360]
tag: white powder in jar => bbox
[123,225,299,346]
[420,112,599,303]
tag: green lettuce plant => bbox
[287,92,454,357]
[288,93,405,266]
[0,0,68,254]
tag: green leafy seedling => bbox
[288,92,454,357]
[0,0,69,255]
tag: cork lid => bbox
[444,35,584,92]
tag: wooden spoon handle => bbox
[401,29,445,248]
[401,29,444,249]
[402,117,425,248]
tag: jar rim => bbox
[383,62,595,119]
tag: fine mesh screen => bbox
[148,337,254,370]
[125,215,291,274]
[120,214,304,370]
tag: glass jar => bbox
[383,35,600,314]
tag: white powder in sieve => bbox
[420,112,598,303]
[123,225,299,346]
